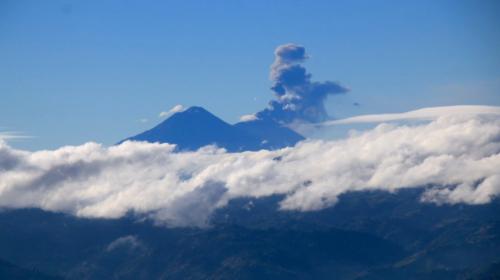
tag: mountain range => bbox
[122,106,304,151]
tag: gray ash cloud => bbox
[256,44,348,124]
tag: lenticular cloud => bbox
[0,114,499,227]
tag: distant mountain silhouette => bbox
[122,106,304,151]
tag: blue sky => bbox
[1,0,499,150]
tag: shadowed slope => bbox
[123,106,304,152]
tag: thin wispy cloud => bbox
[239,114,258,122]
[0,131,32,141]
[1,110,499,227]
[159,104,185,118]
[320,105,500,125]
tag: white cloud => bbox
[159,104,185,118]
[0,112,499,227]
[0,131,32,141]
[239,114,258,122]
[322,105,500,125]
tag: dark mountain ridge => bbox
[0,191,499,279]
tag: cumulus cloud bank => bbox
[0,113,499,227]
[256,43,348,124]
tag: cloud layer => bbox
[1,113,499,227]
[256,44,348,124]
